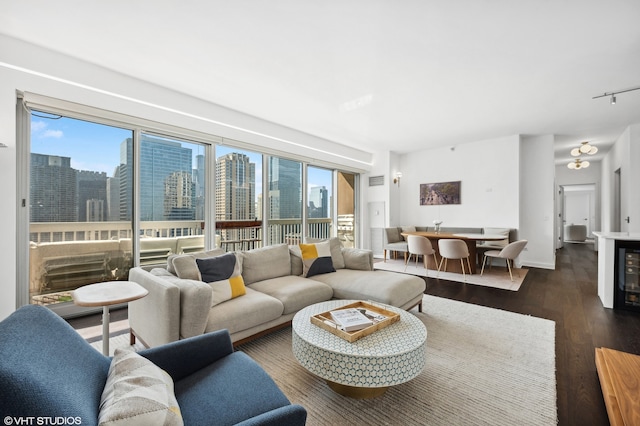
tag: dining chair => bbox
[437,239,472,280]
[404,235,437,272]
[480,239,528,281]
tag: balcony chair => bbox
[0,305,307,426]
[480,239,528,281]
[438,239,472,281]
[404,235,437,273]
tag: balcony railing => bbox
[28,217,353,305]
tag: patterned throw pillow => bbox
[196,252,246,307]
[99,348,183,426]
[299,240,336,278]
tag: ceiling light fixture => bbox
[570,141,598,157]
[592,86,640,104]
[567,158,590,170]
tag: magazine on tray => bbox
[330,307,388,332]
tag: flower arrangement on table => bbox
[433,220,443,233]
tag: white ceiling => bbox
[2,0,640,166]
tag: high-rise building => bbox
[77,170,107,222]
[86,199,105,222]
[193,154,205,220]
[164,171,195,220]
[309,185,329,218]
[268,157,301,219]
[30,153,77,222]
[120,135,194,221]
[106,166,120,221]
[216,152,256,220]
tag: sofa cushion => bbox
[99,348,183,426]
[196,253,246,307]
[479,227,511,249]
[170,249,225,279]
[241,244,291,285]
[309,269,426,308]
[341,248,373,271]
[328,237,346,269]
[289,246,304,276]
[300,240,336,278]
[248,275,333,315]
[401,226,416,240]
[205,287,284,335]
[385,227,403,243]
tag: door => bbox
[565,192,591,234]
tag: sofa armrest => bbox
[139,329,234,381]
[341,247,373,271]
[128,267,181,347]
[129,267,213,346]
[235,404,308,426]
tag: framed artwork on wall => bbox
[420,181,461,205]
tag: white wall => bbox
[601,123,640,233]
[397,135,520,228]
[519,135,556,269]
[0,35,373,320]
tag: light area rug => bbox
[90,295,557,425]
[374,258,528,291]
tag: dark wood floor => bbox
[424,242,640,426]
[68,242,640,425]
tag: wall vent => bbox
[369,175,384,186]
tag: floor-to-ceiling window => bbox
[337,171,357,248]
[28,112,133,311]
[137,133,207,265]
[307,166,333,241]
[267,156,302,245]
[215,144,262,250]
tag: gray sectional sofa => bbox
[129,238,426,348]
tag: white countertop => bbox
[593,231,640,241]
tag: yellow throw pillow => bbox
[299,240,336,278]
[196,252,246,306]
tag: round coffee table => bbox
[292,300,427,398]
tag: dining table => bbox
[402,231,508,274]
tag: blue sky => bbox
[30,113,332,199]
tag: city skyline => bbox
[30,114,332,203]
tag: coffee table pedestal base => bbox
[326,381,388,399]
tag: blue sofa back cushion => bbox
[0,305,110,424]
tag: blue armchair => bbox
[0,305,306,426]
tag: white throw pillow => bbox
[99,348,183,426]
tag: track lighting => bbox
[592,86,640,104]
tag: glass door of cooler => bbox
[615,242,640,311]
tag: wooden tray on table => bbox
[310,300,400,343]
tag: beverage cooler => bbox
[614,241,640,311]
